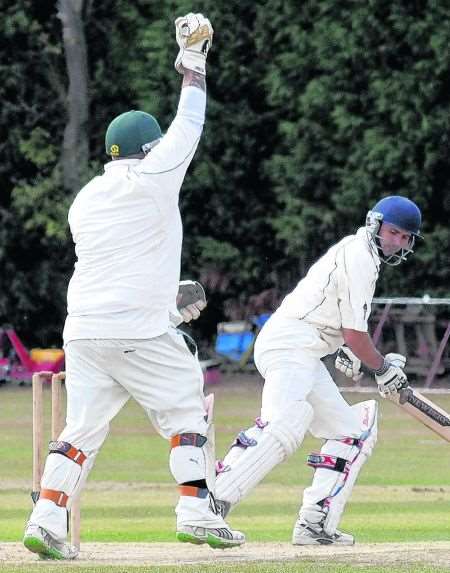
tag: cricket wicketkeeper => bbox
[23,13,245,560]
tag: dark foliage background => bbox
[1,0,449,347]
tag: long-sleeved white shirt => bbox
[63,87,205,343]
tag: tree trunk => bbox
[57,0,89,194]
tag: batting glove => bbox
[335,346,363,381]
[384,352,406,369]
[176,280,207,323]
[174,13,213,75]
[375,360,408,397]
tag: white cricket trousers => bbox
[254,315,369,526]
[29,328,212,540]
[63,331,207,445]
[254,316,362,437]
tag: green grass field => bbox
[1,377,450,572]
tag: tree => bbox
[262,0,450,295]
[1,0,449,349]
[57,0,89,194]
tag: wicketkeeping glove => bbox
[174,13,213,75]
[176,280,207,323]
[335,346,363,381]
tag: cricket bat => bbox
[387,387,450,442]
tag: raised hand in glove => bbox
[174,13,213,75]
[375,358,408,397]
[176,280,206,323]
[335,346,363,381]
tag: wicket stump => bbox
[32,371,81,548]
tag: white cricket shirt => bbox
[63,87,205,343]
[276,227,380,347]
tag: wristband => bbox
[374,358,390,376]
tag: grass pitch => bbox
[1,376,450,572]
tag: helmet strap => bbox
[141,138,162,155]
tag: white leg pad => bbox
[170,397,215,488]
[30,449,97,540]
[215,401,313,506]
[40,453,83,498]
[300,400,378,535]
[170,444,207,483]
[40,449,97,509]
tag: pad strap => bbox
[231,417,269,450]
[48,441,87,466]
[40,488,69,507]
[178,485,209,498]
[170,433,207,449]
[232,429,257,449]
[307,453,349,473]
[339,437,362,447]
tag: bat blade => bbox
[388,387,450,442]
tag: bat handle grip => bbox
[398,386,412,405]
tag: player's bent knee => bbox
[40,441,92,509]
[350,399,378,454]
[216,401,313,506]
[49,440,87,465]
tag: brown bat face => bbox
[388,387,450,442]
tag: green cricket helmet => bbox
[105,110,162,158]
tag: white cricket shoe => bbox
[292,520,354,546]
[176,524,245,549]
[23,522,78,560]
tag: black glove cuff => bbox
[374,358,390,376]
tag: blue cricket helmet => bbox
[366,195,422,265]
[371,196,422,237]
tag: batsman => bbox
[215,196,422,545]
[23,13,244,560]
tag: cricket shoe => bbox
[23,523,78,560]
[292,520,354,546]
[176,524,245,549]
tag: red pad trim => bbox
[49,441,87,466]
[178,485,208,498]
[40,488,69,507]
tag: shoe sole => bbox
[23,535,65,560]
[292,538,355,546]
[176,531,206,545]
[176,531,244,550]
